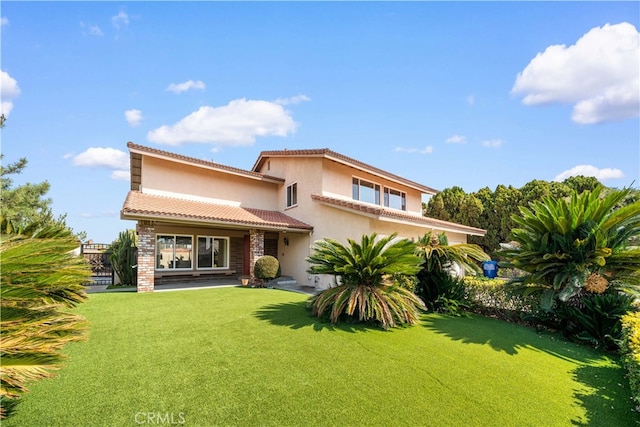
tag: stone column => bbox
[136,221,156,292]
[249,229,265,284]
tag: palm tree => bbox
[306,233,425,330]
[499,187,640,311]
[1,227,90,418]
[414,231,490,313]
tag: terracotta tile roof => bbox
[127,142,284,183]
[253,148,438,194]
[311,193,486,236]
[122,191,313,231]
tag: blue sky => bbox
[2,2,639,243]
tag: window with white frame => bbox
[384,187,406,211]
[197,236,229,269]
[286,183,297,208]
[156,235,193,269]
[352,177,380,205]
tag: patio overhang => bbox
[121,191,314,233]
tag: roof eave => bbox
[120,210,313,233]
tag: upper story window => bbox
[352,177,380,205]
[384,187,406,211]
[286,183,297,208]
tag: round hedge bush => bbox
[254,255,280,281]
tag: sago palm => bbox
[414,231,490,313]
[306,233,425,329]
[1,228,90,418]
[499,187,640,311]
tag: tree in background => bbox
[423,176,614,255]
[0,115,81,238]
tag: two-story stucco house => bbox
[121,142,485,292]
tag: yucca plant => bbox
[306,233,425,330]
[499,187,640,312]
[1,228,90,418]
[414,231,490,315]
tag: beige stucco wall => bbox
[142,156,279,210]
[256,155,469,289]
[320,159,424,214]
[276,200,470,290]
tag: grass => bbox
[4,287,637,426]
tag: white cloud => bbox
[111,170,131,181]
[80,210,118,219]
[274,94,311,105]
[112,11,129,30]
[1,17,9,26]
[394,145,433,154]
[553,165,624,182]
[512,22,640,124]
[467,95,475,106]
[1,70,20,117]
[166,80,206,94]
[125,109,143,127]
[80,21,104,37]
[72,147,130,180]
[446,135,466,144]
[481,139,503,148]
[147,98,298,146]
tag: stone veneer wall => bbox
[249,229,265,283]
[136,221,156,292]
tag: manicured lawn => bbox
[5,287,636,426]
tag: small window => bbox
[384,187,406,211]
[286,183,297,208]
[352,177,380,205]
[156,235,193,270]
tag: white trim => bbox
[286,182,298,209]
[352,175,381,205]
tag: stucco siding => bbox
[142,156,279,210]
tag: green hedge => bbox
[462,276,540,322]
[620,311,640,412]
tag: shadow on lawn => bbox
[422,314,636,425]
[253,300,373,333]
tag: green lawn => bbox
[5,287,637,426]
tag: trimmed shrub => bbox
[620,311,640,411]
[254,255,280,281]
[463,276,539,322]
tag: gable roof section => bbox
[311,193,486,237]
[252,148,438,195]
[122,191,313,232]
[127,142,285,185]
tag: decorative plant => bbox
[254,255,280,282]
[306,233,425,330]
[109,229,138,286]
[414,231,490,315]
[499,187,640,312]
[0,226,90,418]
